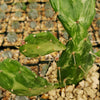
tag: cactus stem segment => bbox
[58,67,61,83]
[78,66,86,74]
[50,0,95,86]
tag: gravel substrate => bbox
[41,63,100,100]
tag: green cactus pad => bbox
[19,32,66,58]
[57,38,94,85]
[50,0,96,85]
[0,59,58,96]
[50,0,96,36]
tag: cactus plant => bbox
[15,11,22,18]
[28,9,38,19]
[40,63,50,77]
[49,0,96,85]
[4,0,11,2]
[29,2,38,9]
[45,2,52,9]
[0,12,6,19]
[7,32,17,43]
[15,96,29,100]
[45,9,54,18]
[45,20,54,28]
[63,31,69,40]
[16,3,23,9]
[99,29,100,36]
[16,3,27,11]
[95,13,100,19]
[0,59,59,96]
[12,21,20,29]
[96,19,100,28]
[0,3,8,11]
[30,21,37,28]
[2,51,13,58]
[0,23,2,30]
[0,0,100,97]
[19,32,66,57]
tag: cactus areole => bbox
[49,0,96,86]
